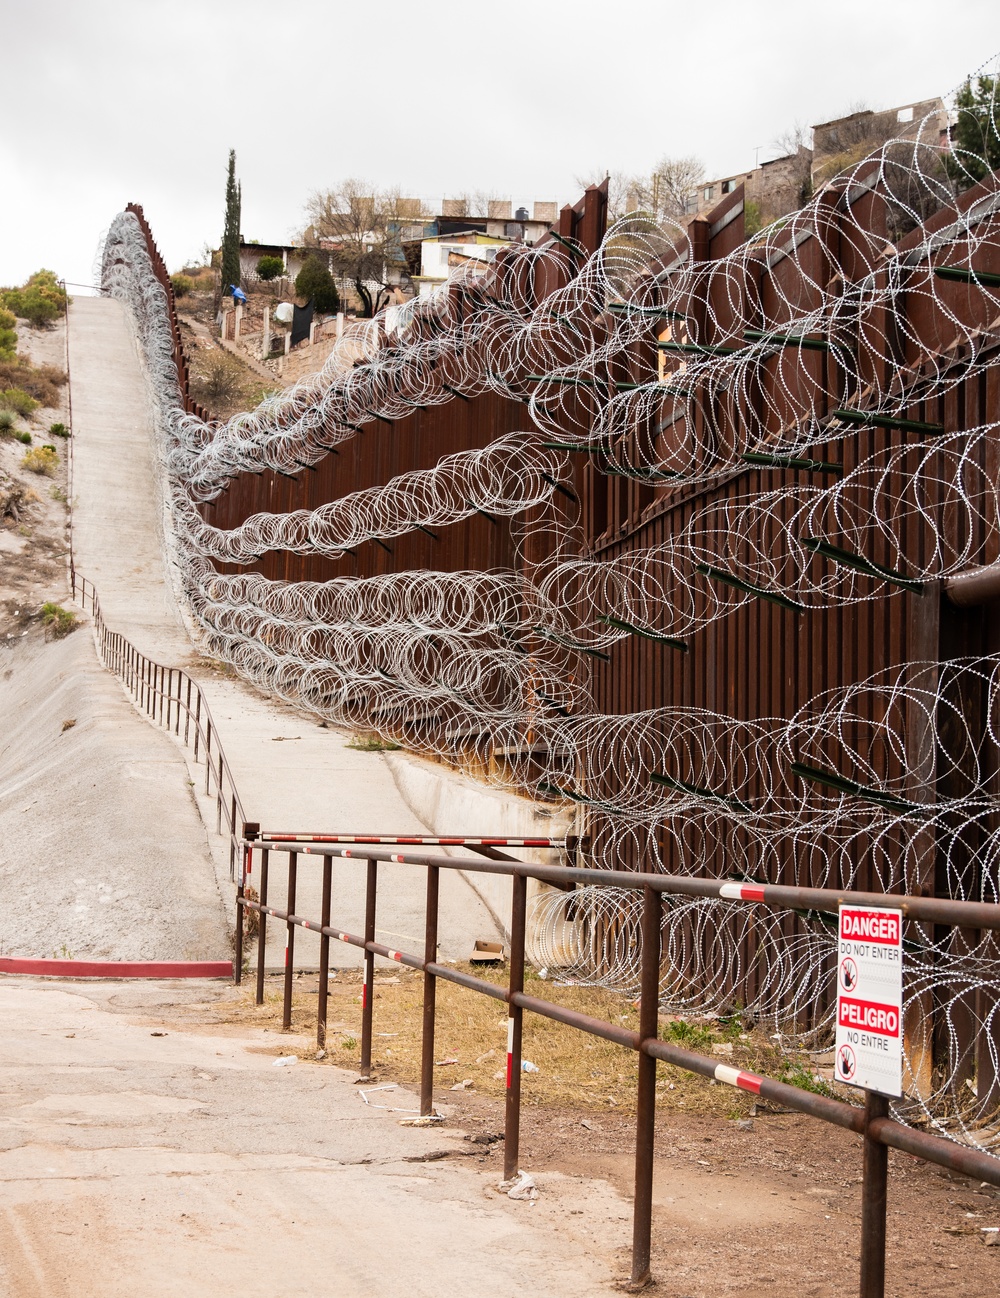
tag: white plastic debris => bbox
[499,1170,538,1200]
[521,1060,540,1073]
[273,1055,297,1067]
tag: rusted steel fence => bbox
[70,570,246,875]
[237,831,1000,1296]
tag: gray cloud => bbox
[0,0,994,287]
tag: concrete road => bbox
[66,295,502,967]
[0,978,625,1297]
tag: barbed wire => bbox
[99,65,1000,1147]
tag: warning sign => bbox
[834,904,903,1097]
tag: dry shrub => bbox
[22,445,58,476]
[0,357,67,407]
[0,473,39,521]
[191,352,245,407]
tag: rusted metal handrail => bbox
[70,571,247,875]
[236,835,1000,1296]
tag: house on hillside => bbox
[683,95,949,226]
[407,231,514,299]
[237,240,309,284]
[433,200,557,244]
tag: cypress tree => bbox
[221,149,242,292]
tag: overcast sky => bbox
[1,0,997,290]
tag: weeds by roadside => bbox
[222,965,846,1118]
[347,731,402,752]
[41,602,77,638]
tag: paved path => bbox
[67,295,501,967]
[0,979,623,1297]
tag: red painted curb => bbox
[0,959,234,979]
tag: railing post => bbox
[317,854,333,1051]
[165,668,171,730]
[859,1092,890,1298]
[503,870,528,1181]
[282,851,297,1031]
[236,823,259,988]
[193,690,202,761]
[229,794,237,878]
[184,677,192,745]
[360,859,377,1076]
[216,751,225,832]
[255,847,270,1005]
[419,864,440,1117]
[630,885,662,1289]
[235,842,246,985]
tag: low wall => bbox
[384,750,578,937]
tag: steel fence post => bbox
[860,1091,890,1298]
[503,869,528,1181]
[194,691,201,761]
[360,859,377,1075]
[631,884,662,1289]
[184,677,192,745]
[282,851,297,1031]
[419,864,440,1116]
[317,854,333,1051]
[235,844,246,985]
[255,848,270,1005]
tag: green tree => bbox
[1,270,67,328]
[0,306,16,360]
[947,75,1000,189]
[221,149,242,293]
[302,181,425,316]
[294,255,340,314]
[256,255,284,282]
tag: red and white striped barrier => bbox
[0,958,234,979]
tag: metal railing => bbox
[70,571,247,876]
[237,832,1000,1296]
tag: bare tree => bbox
[646,156,706,222]
[446,190,506,219]
[576,157,705,224]
[574,170,645,224]
[302,181,430,316]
